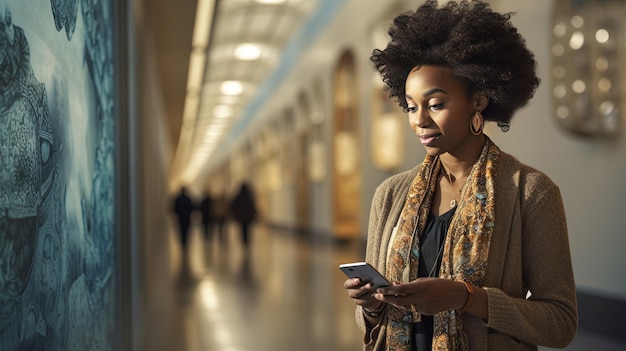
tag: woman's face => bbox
[405,65,485,157]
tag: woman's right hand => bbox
[343,278,384,310]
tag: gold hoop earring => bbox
[470,111,484,135]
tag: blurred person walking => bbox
[199,191,215,241]
[230,182,257,251]
[214,193,229,243]
[172,187,194,253]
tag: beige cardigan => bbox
[356,151,577,350]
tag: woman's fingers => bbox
[343,277,362,289]
[344,278,377,300]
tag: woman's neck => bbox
[439,135,485,180]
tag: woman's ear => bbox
[474,92,489,111]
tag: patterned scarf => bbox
[385,137,500,350]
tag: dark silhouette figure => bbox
[173,187,194,252]
[199,192,214,240]
[230,183,257,250]
[214,193,228,243]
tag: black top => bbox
[412,206,456,351]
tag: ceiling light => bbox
[213,105,233,118]
[234,43,262,60]
[595,29,609,44]
[205,128,225,138]
[570,15,584,28]
[217,95,241,104]
[569,31,584,50]
[220,81,243,95]
[255,0,286,4]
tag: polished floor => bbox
[166,222,626,351]
[168,222,365,351]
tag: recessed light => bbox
[595,29,610,44]
[235,43,262,60]
[220,81,243,95]
[213,105,233,118]
[255,0,286,4]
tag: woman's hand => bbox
[373,277,468,315]
[343,278,384,311]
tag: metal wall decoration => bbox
[0,0,117,349]
[551,0,625,137]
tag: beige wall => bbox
[490,0,626,299]
[129,1,177,349]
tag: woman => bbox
[342,1,577,350]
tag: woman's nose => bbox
[411,109,430,128]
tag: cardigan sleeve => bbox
[483,172,577,348]
[355,181,388,345]
[354,166,422,350]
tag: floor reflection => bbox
[167,222,626,351]
[170,223,365,351]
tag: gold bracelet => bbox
[459,281,474,311]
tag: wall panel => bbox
[0,0,120,349]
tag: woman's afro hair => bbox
[371,0,540,129]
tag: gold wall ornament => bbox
[551,0,625,137]
[371,84,405,171]
[334,132,358,176]
[307,81,327,183]
[332,49,361,239]
[308,140,326,183]
[369,10,410,171]
[268,158,282,191]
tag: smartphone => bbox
[339,262,391,289]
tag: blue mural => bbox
[0,0,116,349]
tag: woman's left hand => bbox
[373,277,468,315]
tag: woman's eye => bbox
[406,106,417,113]
[429,103,443,110]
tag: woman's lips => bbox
[419,133,440,146]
